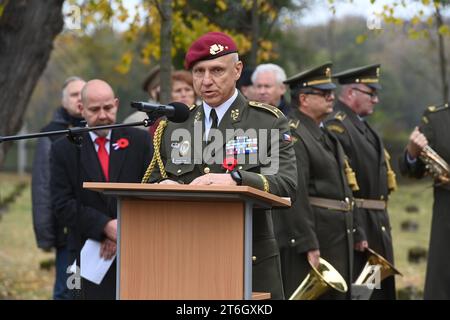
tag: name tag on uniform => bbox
[226,136,258,155]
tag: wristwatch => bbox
[230,169,242,185]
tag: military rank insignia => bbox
[226,136,258,155]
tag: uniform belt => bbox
[308,196,353,212]
[353,198,386,210]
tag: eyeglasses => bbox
[352,87,378,99]
[303,90,334,99]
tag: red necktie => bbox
[95,137,109,181]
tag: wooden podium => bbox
[84,182,290,300]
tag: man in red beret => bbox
[145,31,297,299]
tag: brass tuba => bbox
[289,257,348,300]
[355,248,402,285]
[419,145,450,184]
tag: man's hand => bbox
[307,249,320,269]
[354,240,369,252]
[158,179,181,185]
[100,238,116,260]
[103,219,117,242]
[190,173,237,186]
[407,126,428,159]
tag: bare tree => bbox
[0,0,64,165]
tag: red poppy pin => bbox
[112,138,129,150]
[222,157,238,173]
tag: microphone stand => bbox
[0,119,154,144]
[0,116,156,300]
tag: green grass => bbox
[0,172,435,299]
[389,180,433,298]
[0,172,54,300]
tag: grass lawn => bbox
[0,172,435,300]
[0,172,54,299]
[388,179,433,298]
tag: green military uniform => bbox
[274,63,354,300]
[146,92,297,299]
[399,104,450,299]
[326,64,397,300]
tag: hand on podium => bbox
[158,179,181,185]
[190,173,237,186]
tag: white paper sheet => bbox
[79,239,116,285]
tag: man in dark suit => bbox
[144,32,297,299]
[51,79,152,299]
[274,62,354,300]
[325,65,398,300]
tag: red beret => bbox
[184,32,238,70]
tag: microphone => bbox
[130,101,190,123]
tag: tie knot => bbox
[95,136,107,146]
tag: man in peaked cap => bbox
[325,64,399,300]
[144,31,297,299]
[123,65,162,129]
[273,62,355,300]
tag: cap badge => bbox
[210,44,224,55]
[376,67,380,77]
[325,67,331,78]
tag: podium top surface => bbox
[84,182,290,208]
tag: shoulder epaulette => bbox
[249,101,283,118]
[327,123,345,134]
[333,111,347,121]
[289,119,299,129]
[426,103,448,114]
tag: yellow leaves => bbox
[421,0,430,5]
[356,34,368,44]
[411,16,421,26]
[257,39,277,62]
[216,0,228,11]
[115,51,133,74]
[438,24,450,36]
[408,28,429,40]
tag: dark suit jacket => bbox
[50,127,152,299]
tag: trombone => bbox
[355,248,402,285]
[289,257,348,300]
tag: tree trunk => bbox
[159,0,172,104]
[0,0,64,166]
[435,5,449,103]
[249,0,259,68]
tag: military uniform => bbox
[399,104,450,299]
[325,64,398,300]
[326,100,396,299]
[274,63,354,300]
[146,92,297,299]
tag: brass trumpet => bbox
[289,257,348,300]
[419,145,450,184]
[355,248,402,285]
